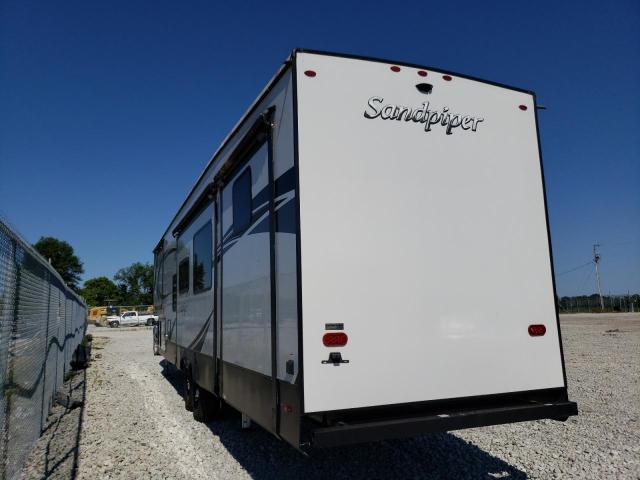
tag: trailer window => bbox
[178,259,189,294]
[193,221,212,294]
[232,168,252,233]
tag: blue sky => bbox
[1,0,638,296]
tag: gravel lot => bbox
[22,314,639,479]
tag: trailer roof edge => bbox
[295,48,535,96]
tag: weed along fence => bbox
[0,220,87,480]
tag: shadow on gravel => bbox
[207,416,528,480]
[160,361,527,479]
[23,369,86,480]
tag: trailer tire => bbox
[193,385,219,423]
[184,373,195,411]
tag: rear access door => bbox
[295,51,566,414]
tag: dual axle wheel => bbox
[183,372,220,422]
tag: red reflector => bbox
[304,70,316,77]
[323,332,348,347]
[528,324,546,336]
[442,74,452,81]
[283,404,294,413]
[519,104,528,111]
[390,65,401,72]
[417,70,428,77]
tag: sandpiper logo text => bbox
[364,97,484,135]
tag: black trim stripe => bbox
[312,400,577,448]
[291,52,305,414]
[533,92,569,391]
[213,192,220,393]
[219,168,297,258]
[217,186,224,394]
[266,109,280,436]
[221,165,296,242]
[186,310,213,353]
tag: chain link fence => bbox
[0,220,87,480]
[557,294,640,314]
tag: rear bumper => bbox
[310,396,577,448]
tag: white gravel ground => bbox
[21,314,639,479]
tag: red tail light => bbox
[390,65,401,72]
[528,324,546,336]
[323,332,348,347]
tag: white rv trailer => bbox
[152,49,577,450]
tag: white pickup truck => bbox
[107,311,158,328]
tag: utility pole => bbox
[593,244,604,310]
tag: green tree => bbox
[33,236,84,290]
[80,277,120,307]
[114,262,153,305]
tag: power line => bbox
[579,265,595,292]
[555,261,593,277]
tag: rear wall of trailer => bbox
[295,51,565,413]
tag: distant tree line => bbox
[558,293,639,313]
[33,236,153,306]
[81,262,153,306]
